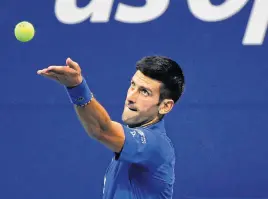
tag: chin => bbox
[122,116,134,125]
[122,114,139,127]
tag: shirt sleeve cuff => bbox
[115,125,137,162]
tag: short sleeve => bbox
[115,125,168,168]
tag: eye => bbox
[130,81,135,87]
[141,89,149,96]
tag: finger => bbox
[66,58,80,71]
[37,68,50,74]
[46,66,67,75]
[38,71,60,81]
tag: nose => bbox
[127,88,138,103]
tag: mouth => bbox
[126,105,137,112]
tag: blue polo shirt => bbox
[102,119,176,199]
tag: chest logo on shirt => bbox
[130,129,147,144]
[130,130,136,137]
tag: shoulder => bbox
[138,126,175,159]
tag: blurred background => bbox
[1,0,268,198]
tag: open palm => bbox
[37,58,83,87]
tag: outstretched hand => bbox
[37,58,83,87]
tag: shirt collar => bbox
[140,119,166,134]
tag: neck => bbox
[141,116,160,128]
[127,116,160,128]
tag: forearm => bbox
[74,98,112,139]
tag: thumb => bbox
[66,57,80,71]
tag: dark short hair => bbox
[136,56,185,103]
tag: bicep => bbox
[97,121,125,153]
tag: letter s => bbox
[187,0,249,22]
[55,0,114,24]
[115,0,170,23]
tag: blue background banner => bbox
[1,0,268,198]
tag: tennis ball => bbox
[14,21,35,42]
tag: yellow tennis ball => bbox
[14,21,35,42]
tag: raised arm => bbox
[37,57,125,152]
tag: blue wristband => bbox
[65,78,93,106]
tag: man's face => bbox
[122,70,162,127]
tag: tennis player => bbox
[37,56,185,199]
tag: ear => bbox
[158,99,174,115]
